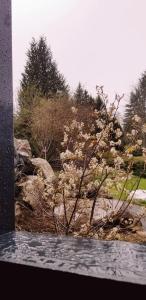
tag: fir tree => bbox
[124,80,146,135]
[123,71,146,151]
[74,82,94,105]
[21,36,68,97]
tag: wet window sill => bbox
[0,231,146,285]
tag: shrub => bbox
[43,87,142,236]
[31,95,73,164]
[132,160,146,177]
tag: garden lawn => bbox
[126,176,146,190]
[109,176,146,201]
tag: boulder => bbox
[14,149,36,180]
[92,198,146,230]
[54,204,64,217]
[31,158,56,182]
[129,190,146,202]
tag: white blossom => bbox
[115,128,123,138]
[114,156,124,169]
[115,139,122,146]
[74,149,83,158]
[110,140,115,146]
[110,147,117,155]
[96,119,105,129]
[137,139,142,146]
[131,129,137,136]
[71,106,78,114]
[132,114,141,123]
[60,149,74,160]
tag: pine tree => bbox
[74,82,94,105]
[20,36,68,97]
[94,95,105,110]
[123,78,146,135]
[123,89,139,133]
[123,71,146,151]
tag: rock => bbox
[19,156,36,176]
[14,153,36,181]
[54,204,64,217]
[31,158,56,182]
[14,138,34,180]
[14,146,24,168]
[14,138,32,158]
[54,203,80,221]
[128,190,146,202]
[93,208,107,222]
[90,198,146,231]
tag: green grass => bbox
[109,184,128,201]
[108,176,146,202]
[125,176,146,190]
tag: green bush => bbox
[132,160,146,178]
[132,148,143,156]
[123,156,146,178]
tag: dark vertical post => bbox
[0,0,15,233]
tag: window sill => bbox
[0,231,146,286]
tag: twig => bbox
[62,189,69,227]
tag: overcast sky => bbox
[12,0,146,115]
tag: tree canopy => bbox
[74,82,94,106]
[123,72,146,137]
[20,36,68,98]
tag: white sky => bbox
[12,0,146,115]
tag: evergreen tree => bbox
[123,77,146,135]
[74,82,94,105]
[123,72,146,151]
[94,95,105,110]
[21,36,68,97]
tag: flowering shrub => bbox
[41,87,145,237]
